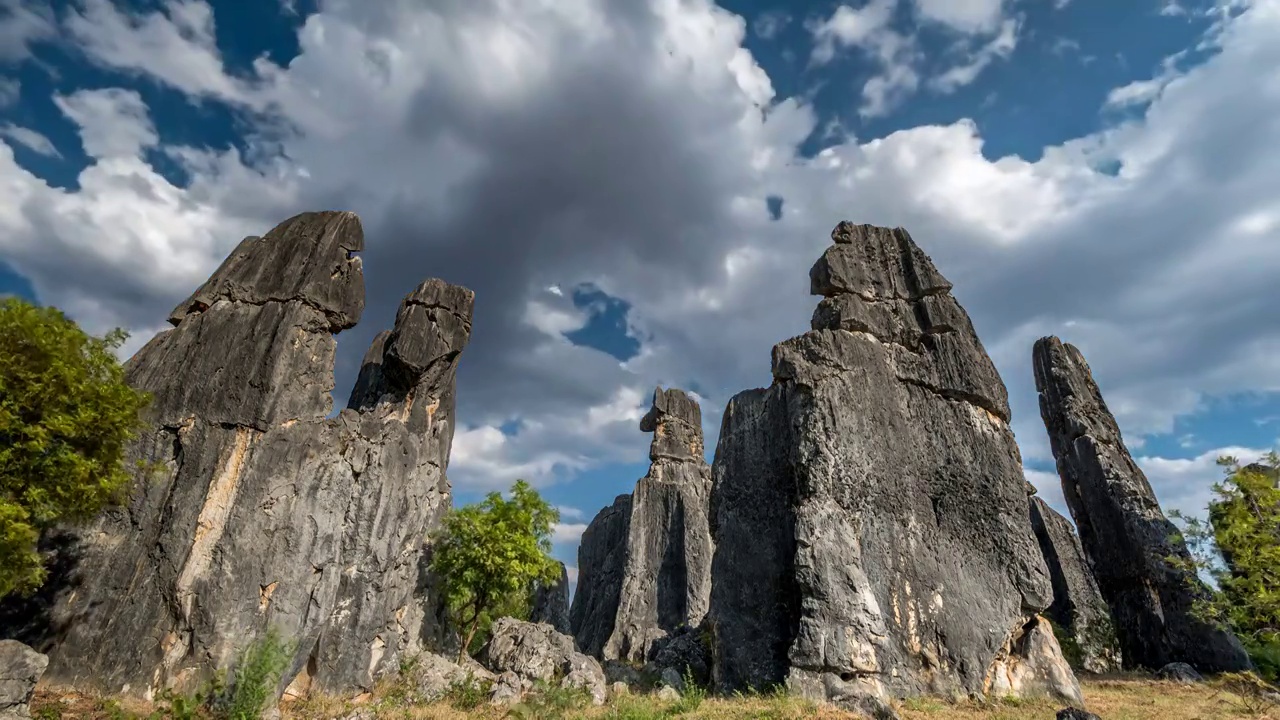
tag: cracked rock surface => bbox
[1033,337,1250,673]
[707,222,1077,709]
[9,212,473,699]
[570,388,714,662]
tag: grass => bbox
[30,674,1279,719]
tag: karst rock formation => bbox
[1028,497,1121,674]
[569,387,714,661]
[1032,337,1250,673]
[530,561,572,635]
[707,222,1082,711]
[20,212,474,699]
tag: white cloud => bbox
[0,78,20,107]
[1139,446,1271,520]
[64,0,257,107]
[930,18,1020,92]
[1104,54,1186,108]
[810,0,897,64]
[912,0,1008,33]
[0,0,1278,500]
[0,123,60,158]
[552,522,589,544]
[556,506,586,521]
[809,2,922,117]
[0,0,54,63]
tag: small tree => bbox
[430,480,561,660]
[1171,453,1280,679]
[0,298,149,598]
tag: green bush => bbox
[429,479,561,659]
[0,298,150,598]
[156,628,293,720]
[1171,453,1280,681]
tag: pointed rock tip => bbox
[166,209,365,328]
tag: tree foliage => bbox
[0,298,149,598]
[430,480,561,659]
[1171,452,1280,679]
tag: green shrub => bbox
[0,298,150,598]
[444,675,493,710]
[1171,453,1280,681]
[429,480,561,659]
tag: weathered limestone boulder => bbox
[480,618,606,705]
[708,222,1080,711]
[21,212,474,699]
[1033,337,1251,673]
[569,388,714,662]
[1029,497,1121,673]
[530,562,571,634]
[0,641,47,720]
[403,653,495,703]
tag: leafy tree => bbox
[1171,452,1280,679]
[430,480,561,660]
[0,298,149,598]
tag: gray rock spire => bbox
[569,388,714,661]
[1032,336,1250,673]
[707,222,1081,712]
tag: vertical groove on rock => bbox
[1032,336,1250,673]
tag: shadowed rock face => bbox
[569,388,714,662]
[708,222,1080,710]
[1032,337,1250,673]
[569,494,632,657]
[1029,497,1121,674]
[16,212,474,699]
[531,562,571,635]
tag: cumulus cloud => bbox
[0,0,1278,502]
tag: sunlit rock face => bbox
[708,222,1082,712]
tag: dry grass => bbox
[29,675,1279,720]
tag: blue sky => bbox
[2,0,1278,584]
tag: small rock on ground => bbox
[1057,708,1103,720]
[1156,662,1204,684]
